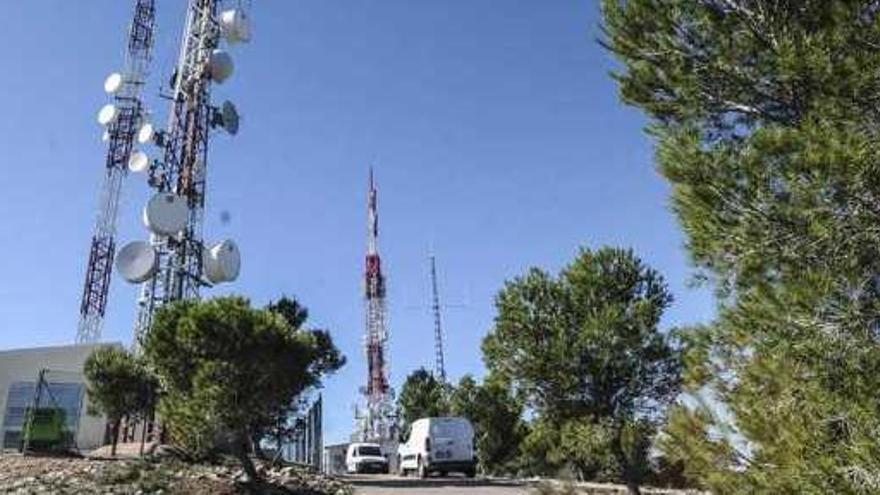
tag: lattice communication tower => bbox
[356,169,396,442]
[132,0,249,347]
[429,255,447,383]
[77,0,156,343]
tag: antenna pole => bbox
[358,168,395,442]
[430,255,447,383]
[77,0,156,343]
[134,0,221,348]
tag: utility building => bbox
[0,343,115,452]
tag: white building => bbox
[0,343,117,452]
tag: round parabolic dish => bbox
[98,104,119,126]
[143,193,189,236]
[137,123,155,144]
[116,241,158,283]
[221,101,239,135]
[214,240,241,281]
[203,246,224,284]
[128,151,149,173]
[204,240,240,283]
[208,50,234,83]
[220,9,251,44]
[104,72,124,94]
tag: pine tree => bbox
[603,1,880,492]
[483,247,679,494]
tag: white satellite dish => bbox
[102,130,110,142]
[203,239,240,283]
[219,9,251,44]
[203,247,223,284]
[212,100,240,135]
[128,150,150,173]
[104,72,124,94]
[208,49,234,83]
[143,193,189,236]
[116,241,158,283]
[97,104,119,126]
[137,123,155,144]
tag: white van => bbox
[346,442,389,474]
[398,417,476,478]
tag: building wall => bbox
[0,343,120,452]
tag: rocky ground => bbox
[0,454,353,494]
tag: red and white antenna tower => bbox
[357,168,396,442]
[77,0,156,343]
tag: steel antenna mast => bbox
[77,0,156,343]
[133,0,247,348]
[429,255,447,383]
[358,168,396,442]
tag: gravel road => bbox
[347,474,530,495]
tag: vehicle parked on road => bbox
[346,443,390,474]
[398,416,476,478]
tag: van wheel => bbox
[418,457,428,479]
[465,468,476,478]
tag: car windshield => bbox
[358,446,382,456]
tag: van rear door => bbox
[429,418,473,462]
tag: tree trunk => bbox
[235,432,260,483]
[111,419,120,457]
[626,480,641,495]
[613,428,641,495]
[139,417,148,456]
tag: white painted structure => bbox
[0,343,117,452]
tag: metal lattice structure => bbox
[134,0,227,347]
[77,0,156,343]
[429,255,447,383]
[356,169,396,442]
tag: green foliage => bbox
[602,1,880,492]
[84,346,156,455]
[84,346,155,422]
[143,296,344,478]
[449,375,526,475]
[397,368,449,438]
[483,247,680,490]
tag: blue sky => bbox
[0,1,714,445]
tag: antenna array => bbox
[131,0,249,348]
[77,0,156,343]
[77,0,251,347]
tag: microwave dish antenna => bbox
[128,151,150,173]
[97,104,119,126]
[220,9,251,44]
[142,193,188,235]
[137,122,155,144]
[104,73,124,94]
[211,100,240,135]
[203,239,241,284]
[208,49,234,83]
[116,241,158,283]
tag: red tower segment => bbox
[359,168,394,441]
